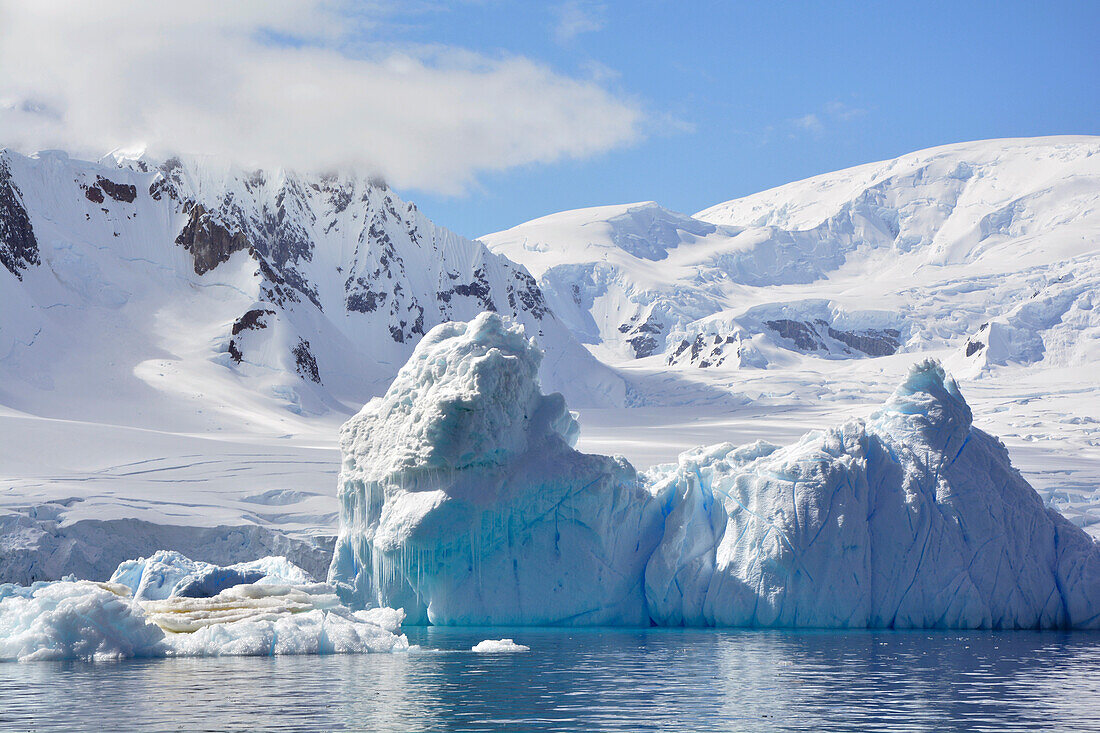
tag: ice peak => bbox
[873,358,973,450]
[340,312,579,483]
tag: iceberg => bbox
[110,550,313,601]
[646,360,1100,628]
[0,554,409,662]
[327,312,663,625]
[330,314,1100,629]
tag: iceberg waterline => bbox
[328,313,1100,629]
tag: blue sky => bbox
[391,0,1099,237]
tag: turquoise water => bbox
[2,628,1098,732]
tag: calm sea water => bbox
[1,627,1098,732]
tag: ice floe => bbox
[0,555,408,662]
[471,638,529,652]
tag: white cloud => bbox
[788,100,867,137]
[792,113,824,134]
[552,1,606,43]
[0,0,642,194]
[824,100,867,121]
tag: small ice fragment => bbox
[471,638,529,653]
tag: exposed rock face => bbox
[0,148,623,408]
[175,203,251,275]
[764,318,901,357]
[96,176,137,203]
[0,157,39,280]
[293,339,321,383]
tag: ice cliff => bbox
[330,314,1100,629]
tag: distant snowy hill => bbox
[482,136,1099,373]
[0,148,623,433]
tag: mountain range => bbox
[1,135,1097,583]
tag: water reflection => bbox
[1,628,1097,732]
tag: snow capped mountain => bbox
[483,136,1100,372]
[0,147,623,434]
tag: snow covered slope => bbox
[483,136,1100,371]
[0,147,622,429]
[330,315,1100,628]
[483,136,1100,539]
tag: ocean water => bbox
[1,627,1098,732]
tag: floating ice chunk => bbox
[2,554,409,661]
[0,580,166,662]
[171,567,266,598]
[471,638,529,652]
[164,606,409,657]
[110,551,315,600]
[140,584,342,633]
[328,312,662,625]
[234,556,314,586]
[110,550,209,601]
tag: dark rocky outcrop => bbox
[0,159,40,280]
[293,339,321,383]
[765,318,900,357]
[84,185,105,204]
[96,176,137,203]
[227,308,276,364]
[618,312,666,358]
[175,204,251,275]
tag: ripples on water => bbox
[2,628,1098,732]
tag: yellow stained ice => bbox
[139,585,342,634]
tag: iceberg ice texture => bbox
[0,554,409,662]
[328,312,663,625]
[110,550,313,601]
[331,315,1100,628]
[646,360,1100,628]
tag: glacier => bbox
[330,314,1100,628]
[0,552,409,662]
